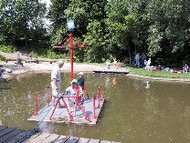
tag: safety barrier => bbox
[33,85,104,123]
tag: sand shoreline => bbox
[0,60,118,81]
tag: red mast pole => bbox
[70,32,74,80]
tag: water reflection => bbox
[39,122,53,133]
[133,78,141,90]
[144,81,151,89]
[112,77,117,85]
[105,76,110,87]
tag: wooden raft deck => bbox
[28,98,105,125]
[0,126,121,143]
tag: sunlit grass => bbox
[127,66,190,79]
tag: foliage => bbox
[0,45,16,53]
[0,0,190,67]
[0,0,48,49]
[0,54,6,61]
[84,20,108,63]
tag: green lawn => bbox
[126,66,190,79]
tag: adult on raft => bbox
[51,60,64,107]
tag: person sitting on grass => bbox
[183,64,189,73]
[144,58,151,70]
[105,59,111,69]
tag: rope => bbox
[16,87,53,143]
[17,105,53,143]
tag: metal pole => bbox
[70,32,74,80]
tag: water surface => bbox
[0,72,190,143]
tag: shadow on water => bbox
[0,72,190,142]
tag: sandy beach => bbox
[0,51,128,80]
[0,61,108,80]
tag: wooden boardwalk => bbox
[0,126,121,143]
[0,125,30,143]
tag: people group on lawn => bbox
[134,52,189,73]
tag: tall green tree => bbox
[105,0,141,62]
[144,0,190,66]
[0,0,47,51]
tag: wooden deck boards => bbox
[0,126,121,143]
[0,126,29,143]
[28,98,105,125]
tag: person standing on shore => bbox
[51,60,64,107]
[134,53,140,68]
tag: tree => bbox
[0,0,47,51]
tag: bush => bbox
[0,54,6,61]
[0,45,16,53]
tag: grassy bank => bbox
[127,66,190,79]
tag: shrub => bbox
[0,45,16,53]
[0,54,6,61]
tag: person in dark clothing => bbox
[77,72,85,90]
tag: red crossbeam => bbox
[53,32,89,80]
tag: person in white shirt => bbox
[51,60,64,106]
[145,58,151,70]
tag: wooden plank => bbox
[26,133,51,143]
[77,137,90,143]
[40,133,60,143]
[0,127,15,138]
[23,132,42,143]
[0,128,22,143]
[88,138,100,143]
[53,135,69,143]
[65,136,79,143]
[0,126,6,131]
[8,131,31,143]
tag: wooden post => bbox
[34,92,40,116]
[93,94,96,118]
[46,86,51,107]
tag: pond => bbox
[0,72,190,143]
